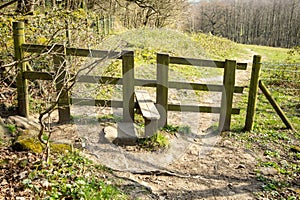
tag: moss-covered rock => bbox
[12,135,43,153]
[50,143,72,154]
[12,131,72,154]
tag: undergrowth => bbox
[22,151,128,199]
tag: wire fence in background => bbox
[260,62,300,120]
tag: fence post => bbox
[122,50,135,122]
[219,59,236,132]
[13,21,29,118]
[53,45,71,124]
[156,53,169,128]
[244,55,262,131]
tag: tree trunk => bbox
[16,0,35,14]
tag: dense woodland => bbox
[190,0,300,48]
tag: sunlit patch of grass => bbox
[243,45,291,62]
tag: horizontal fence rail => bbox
[169,56,247,70]
[22,44,122,59]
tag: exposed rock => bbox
[222,139,232,147]
[12,130,72,154]
[12,133,43,153]
[103,125,118,143]
[260,167,278,176]
[6,115,40,131]
[104,122,139,146]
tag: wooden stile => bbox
[13,21,247,132]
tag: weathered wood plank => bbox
[71,98,240,114]
[76,76,244,93]
[168,81,244,93]
[169,56,247,70]
[22,44,121,59]
[73,75,246,93]
[135,90,160,137]
[168,104,240,114]
[22,72,245,94]
[219,59,236,131]
[76,75,122,84]
[122,50,135,122]
[135,90,160,120]
[23,71,54,80]
[157,53,169,128]
[66,47,121,58]
[259,81,295,130]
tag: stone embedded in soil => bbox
[6,115,40,130]
[260,167,278,175]
[222,139,233,147]
[104,123,138,145]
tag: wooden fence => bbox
[13,21,250,132]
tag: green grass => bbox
[245,45,291,62]
[138,132,170,151]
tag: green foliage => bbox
[149,132,170,148]
[138,132,170,151]
[98,114,122,123]
[286,46,300,63]
[162,124,191,135]
[5,124,16,134]
[22,151,127,199]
